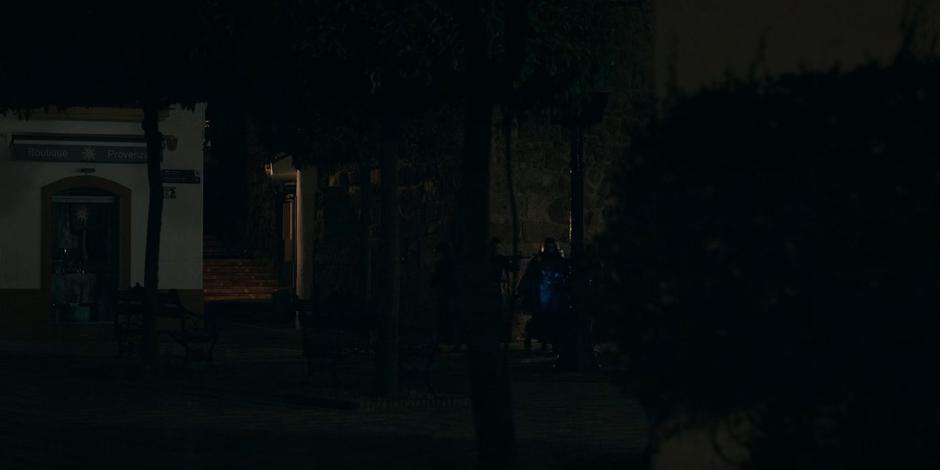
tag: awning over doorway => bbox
[265,153,296,181]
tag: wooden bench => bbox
[158,290,218,362]
[114,285,218,362]
[114,285,146,358]
[295,295,439,390]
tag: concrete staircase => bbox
[203,236,281,303]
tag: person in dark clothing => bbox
[518,238,568,353]
[430,242,462,350]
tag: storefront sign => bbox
[11,133,147,163]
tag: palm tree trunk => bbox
[141,99,164,366]
[375,150,400,397]
[459,99,516,465]
[503,108,520,299]
[360,160,373,307]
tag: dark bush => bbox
[602,60,940,468]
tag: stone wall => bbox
[309,142,462,324]
[245,118,279,260]
[489,0,655,259]
[302,164,354,301]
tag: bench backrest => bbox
[157,290,189,318]
[114,288,212,328]
[114,287,145,317]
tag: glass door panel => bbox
[50,190,119,323]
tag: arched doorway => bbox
[41,176,131,323]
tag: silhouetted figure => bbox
[518,238,568,353]
[430,242,462,350]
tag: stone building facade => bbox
[488,0,654,258]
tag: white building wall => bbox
[0,104,205,291]
[154,105,206,291]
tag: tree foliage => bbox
[0,1,210,110]
[215,0,619,168]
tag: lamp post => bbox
[556,92,608,372]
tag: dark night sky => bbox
[655,0,940,94]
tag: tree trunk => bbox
[558,123,594,371]
[141,100,164,366]
[375,150,399,397]
[360,161,373,308]
[569,125,585,261]
[459,99,516,466]
[455,1,517,463]
[503,108,520,299]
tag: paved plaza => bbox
[0,316,648,469]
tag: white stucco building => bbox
[0,105,205,339]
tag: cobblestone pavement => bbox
[0,321,647,469]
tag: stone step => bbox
[203,265,274,274]
[202,273,277,285]
[203,271,278,280]
[202,248,243,256]
[203,258,273,267]
[203,286,281,295]
[203,295,276,303]
[204,294,274,302]
[204,263,271,270]
[203,279,280,288]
